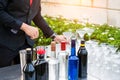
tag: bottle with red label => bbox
[58,41,69,80]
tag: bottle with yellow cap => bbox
[77,40,88,79]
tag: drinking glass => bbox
[76,29,86,47]
[63,31,73,41]
[19,49,27,80]
[19,50,27,74]
[83,28,94,41]
[76,29,86,40]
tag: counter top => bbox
[0,65,21,80]
[0,64,100,80]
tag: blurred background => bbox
[41,0,120,27]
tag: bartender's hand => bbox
[20,23,39,39]
[53,35,69,44]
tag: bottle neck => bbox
[26,48,33,63]
[60,43,66,54]
[80,40,85,47]
[71,39,76,56]
[38,54,44,59]
[51,50,56,58]
[80,44,85,47]
[61,48,66,51]
[71,46,76,56]
[26,54,32,63]
[61,41,66,51]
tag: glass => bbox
[76,29,86,52]
[19,49,27,74]
[63,31,73,41]
[83,28,94,42]
[76,29,86,40]
[83,28,94,38]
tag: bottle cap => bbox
[51,41,56,51]
[61,41,66,50]
[80,40,85,46]
[37,48,45,55]
[71,37,76,47]
[26,48,31,50]
[25,48,32,62]
[26,48,32,54]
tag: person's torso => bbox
[6,0,40,23]
[0,0,40,50]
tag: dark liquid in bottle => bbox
[34,61,49,80]
[77,41,88,79]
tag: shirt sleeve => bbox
[33,8,54,38]
[0,0,23,30]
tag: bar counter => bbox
[0,64,100,80]
[0,65,21,80]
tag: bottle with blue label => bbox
[68,38,79,80]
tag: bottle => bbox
[77,40,88,79]
[34,48,49,80]
[68,38,79,80]
[23,48,35,80]
[58,41,69,80]
[48,41,59,80]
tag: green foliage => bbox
[91,24,120,51]
[32,15,120,52]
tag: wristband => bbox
[51,33,57,40]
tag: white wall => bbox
[41,0,120,27]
